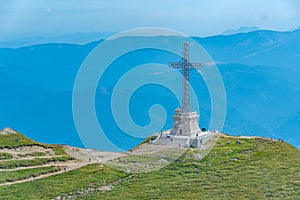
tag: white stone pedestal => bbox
[170,108,201,138]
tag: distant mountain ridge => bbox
[1,28,298,49]
[0,32,115,48]
[222,26,260,35]
[0,29,299,150]
[195,29,300,68]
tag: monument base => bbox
[170,108,201,138]
[152,108,217,149]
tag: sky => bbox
[0,0,300,40]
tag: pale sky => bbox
[0,0,299,39]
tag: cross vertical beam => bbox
[182,43,190,113]
[169,43,202,113]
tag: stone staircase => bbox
[153,135,190,148]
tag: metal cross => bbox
[169,43,202,113]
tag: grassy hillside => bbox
[0,166,60,184]
[0,134,299,199]
[85,136,300,199]
[0,164,127,199]
[0,130,75,191]
[0,131,40,148]
[0,130,67,155]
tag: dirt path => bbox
[64,146,126,163]
[0,161,88,187]
[0,161,74,172]
[0,146,127,187]
[0,145,55,158]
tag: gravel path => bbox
[0,146,127,187]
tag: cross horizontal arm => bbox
[191,63,203,68]
[169,62,203,69]
[169,62,184,68]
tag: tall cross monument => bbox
[169,42,202,138]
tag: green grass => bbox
[0,152,13,160]
[0,164,128,200]
[52,146,67,155]
[0,135,299,200]
[0,166,60,184]
[0,133,66,156]
[0,156,74,169]
[85,136,300,200]
[18,152,47,158]
[0,133,40,148]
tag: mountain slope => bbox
[0,134,299,199]
[90,136,300,199]
[195,29,300,68]
[0,30,300,150]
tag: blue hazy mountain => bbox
[0,29,299,150]
[222,26,260,35]
[196,29,300,68]
[0,32,115,48]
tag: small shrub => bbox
[18,152,47,157]
[0,152,13,160]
